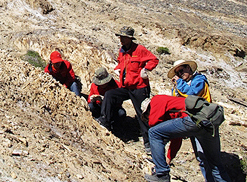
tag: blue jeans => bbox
[191,136,215,181]
[69,82,80,96]
[149,116,231,182]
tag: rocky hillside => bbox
[0,0,247,181]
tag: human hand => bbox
[140,68,148,79]
[171,75,179,85]
[90,95,104,102]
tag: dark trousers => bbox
[89,102,126,120]
[100,86,150,145]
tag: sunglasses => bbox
[175,66,187,76]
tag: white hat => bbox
[167,60,197,79]
[141,98,151,114]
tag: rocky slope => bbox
[0,0,247,181]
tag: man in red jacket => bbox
[142,95,231,182]
[88,67,126,120]
[97,26,159,153]
[44,51,80,96]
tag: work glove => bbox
[140,68,148,79]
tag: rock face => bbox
[0,0,247,181]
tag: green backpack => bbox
[184,95,225,137]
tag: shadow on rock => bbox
[111,116,141,143]
[221,152,246,182]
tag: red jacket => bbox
[149,95,188,160]
[149,95,188,127]
[115,43,159,89]
[44,60,75,88]
[87,79,120,104]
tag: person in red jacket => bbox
[88,67,126,120]
[142,95,231,182]
[96,26,159,153]
[44,51,80,96]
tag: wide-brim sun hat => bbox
[115,26,136,40]
[93,67,113,86]
[50,51,63,64]
[167,60,197,79]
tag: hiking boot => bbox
[94,117,111,130]
[144,173,170,182]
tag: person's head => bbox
[115,26,136,48]
[141,98,151,123]
[93,67,113,87]
[50,51,63,69]
[167,60,197,81]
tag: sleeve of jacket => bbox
[139,45,159,71]
[64,61,75,88]
[44,64,50,73]
[176,75,206,96]
[167,138,183,160]
[114,63,121,70]
[88,83,95,103]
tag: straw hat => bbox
[167,60,197,79]
[93,67,113,86]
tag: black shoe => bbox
[144,173,170,182]
[94,117,111,130]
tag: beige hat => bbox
[115,26,136,40]
[93,67,113,86]
[167,60,197,79]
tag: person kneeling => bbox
[88,67,126,124]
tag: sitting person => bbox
[142,95,231,182]
[44,51,80,96]
[88,67,126,121]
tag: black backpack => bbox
[184,95,225,137]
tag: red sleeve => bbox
[88,84,94,103]
[139,45,159,71]
[167,138,183,160]
[64,61,75,88]
[114,64,121,70]
[44,64,50,73]
[88,83,99,103]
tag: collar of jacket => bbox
[120,42,137,53]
